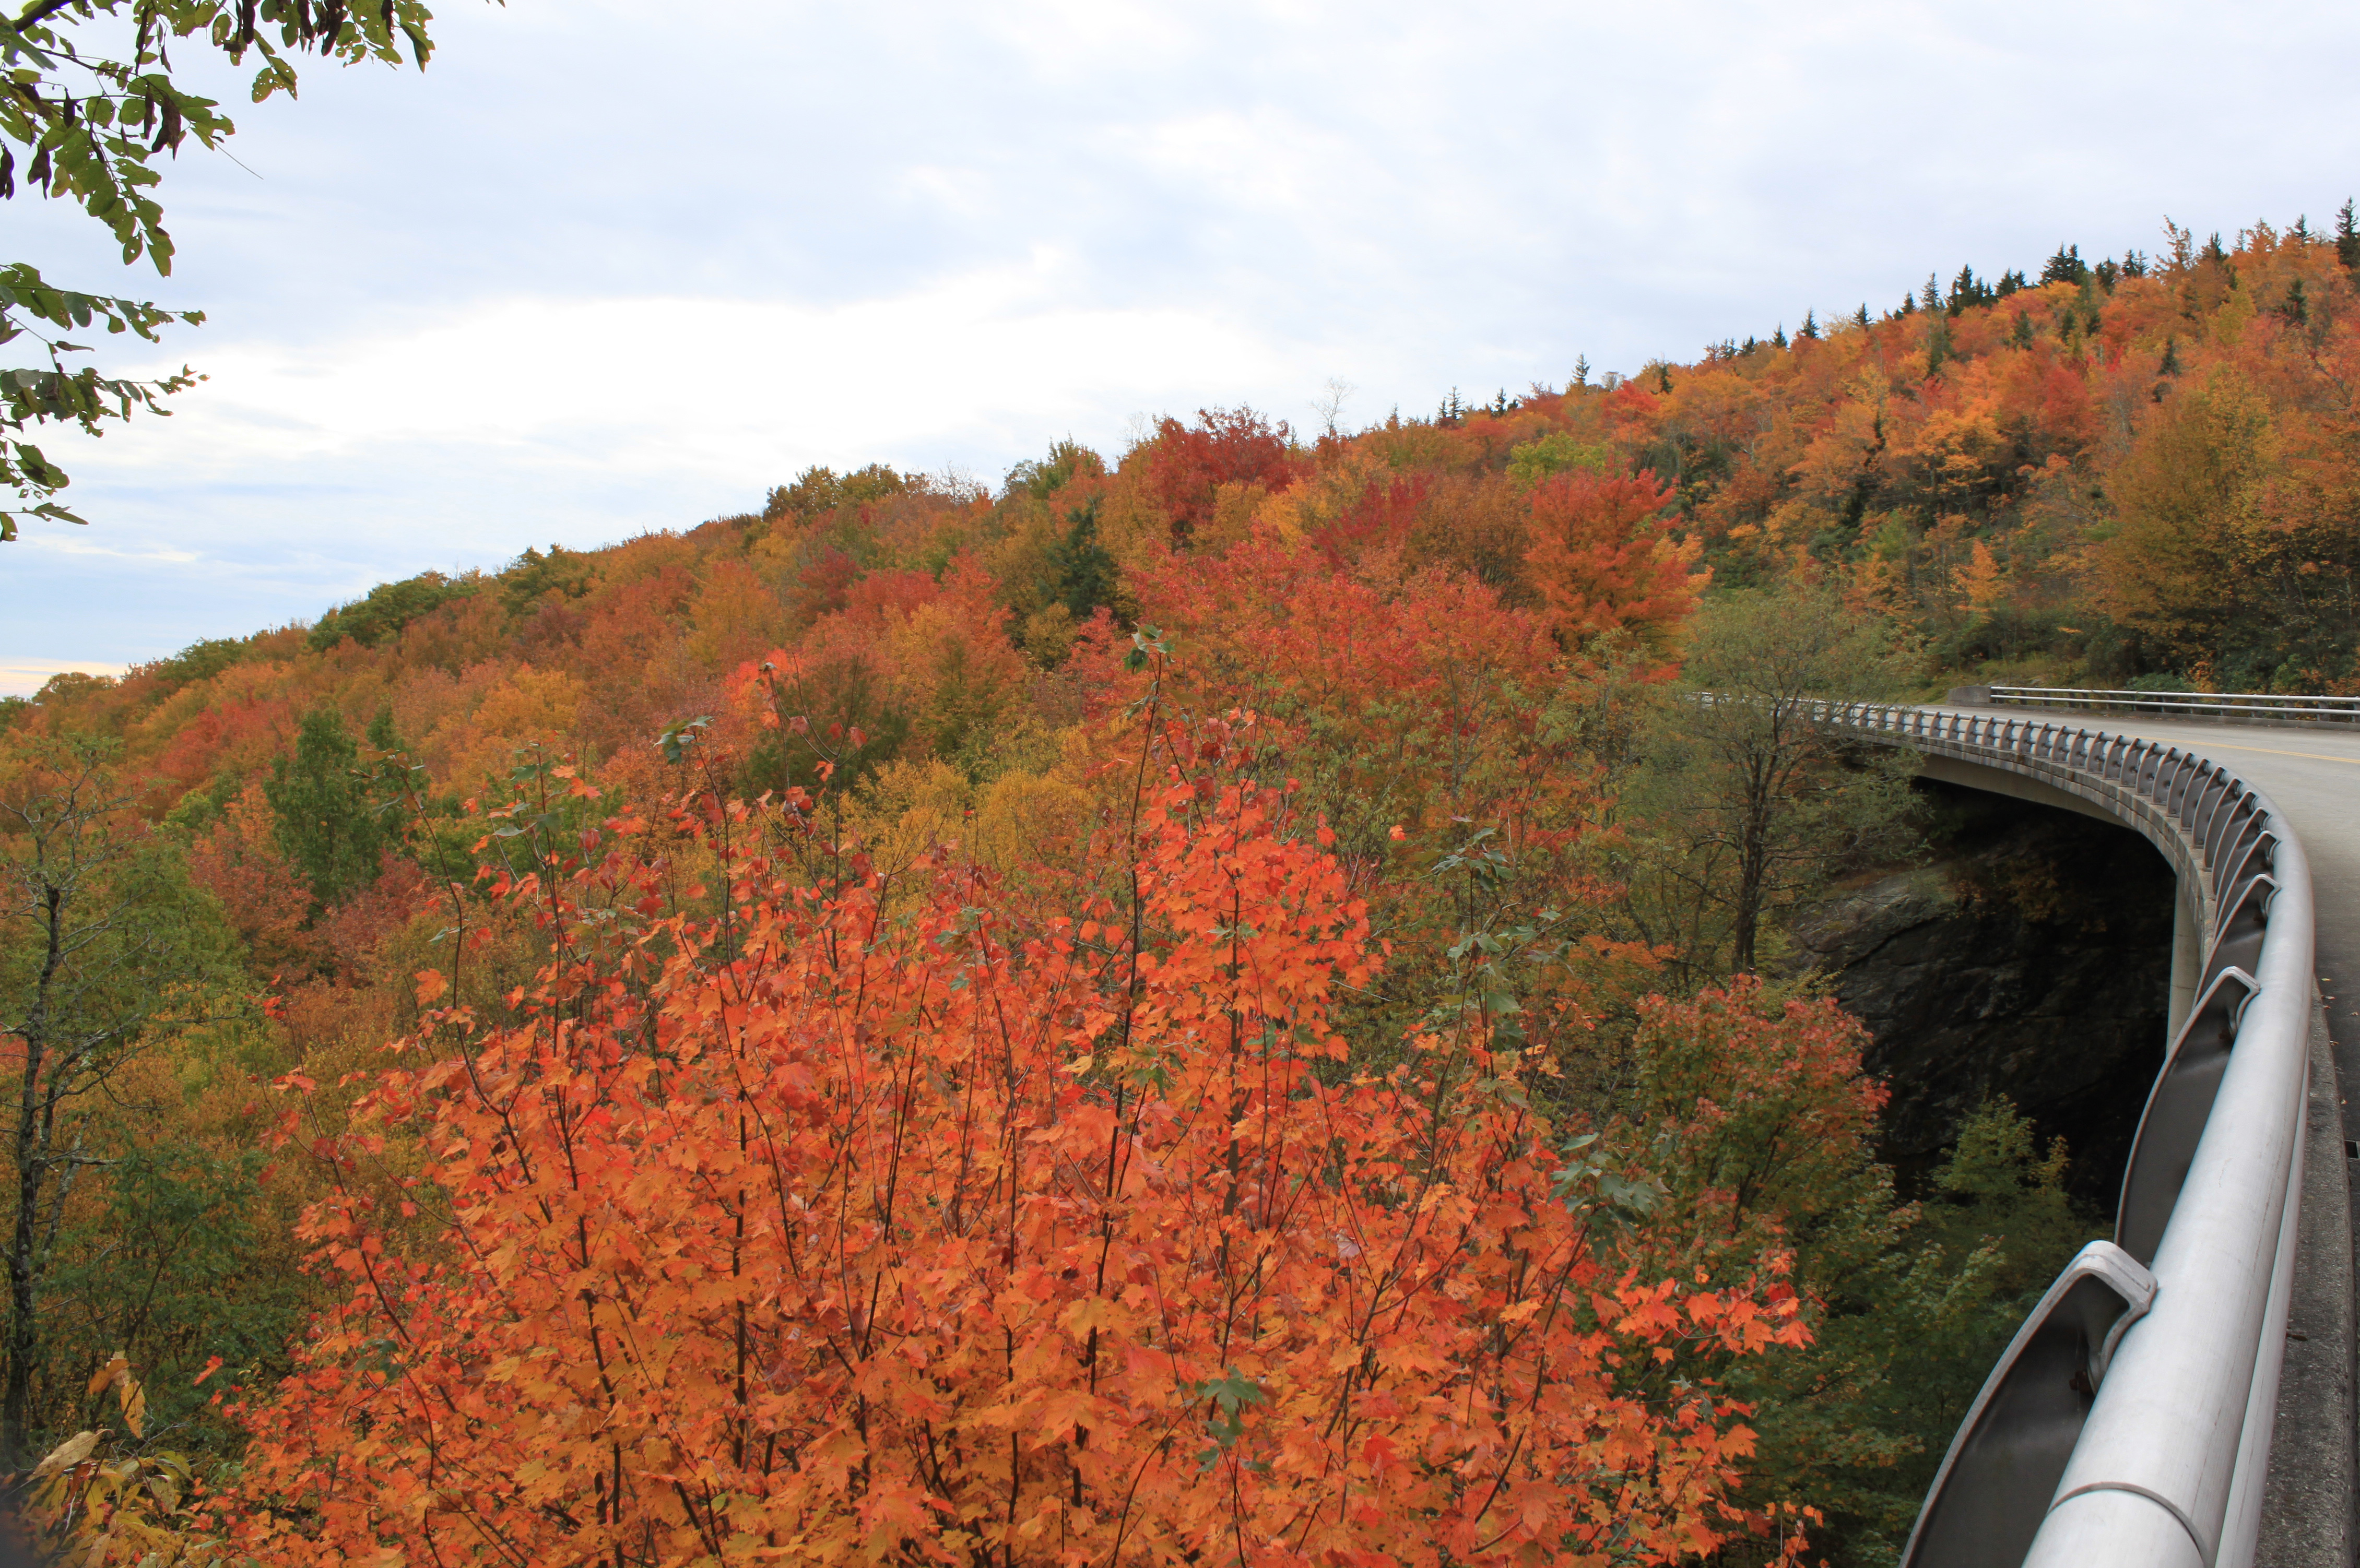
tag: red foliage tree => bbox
[788,543,863,626]
[183,780,324,977]
[843,567,942,627]
[232,749,1811,1567]
[1309,473,1432,568]
[1140,407,1304,545]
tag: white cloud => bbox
[13,0,2360,671]
[90,255,1314,494]
[17,536,200,564]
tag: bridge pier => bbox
[2171,880,2202,1039]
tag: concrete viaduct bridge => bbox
[1836,689,2360,1567]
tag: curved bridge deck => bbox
[1947,710,2360,1565]
[1899,707,2358,1565]
[1778,700,2360,1563]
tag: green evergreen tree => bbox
[1772,324,1788,348]
[2010,312,2034,350]
[365,707,401,753]
[1854,304,1871,328]
[264,709,385,910]
[2159,336,2182,376]
[359,706,426,846]
[2338,200,2360,271]
[1946,265,1994,313]
[1047,497,1120,622]
[2039,243,2089,286]
[1921,275,1951,374]
[2076,276,2105,328]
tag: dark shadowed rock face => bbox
[1782,780,2175,1208]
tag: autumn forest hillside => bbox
[3,216,2350,1567]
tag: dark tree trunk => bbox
[3,886,63,1468]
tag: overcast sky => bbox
[7,0,2356,693]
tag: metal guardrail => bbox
[1801,702,2316,1568]
[1952,683,2360,728]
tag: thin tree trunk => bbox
[1732,766,1774,974]
[3,888,63,1468]
[4,1092,44,1469]
[1731,862,1762,972]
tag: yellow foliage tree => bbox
[1956,539,2007,617]
[2096,370,2278,672]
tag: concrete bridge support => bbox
[2172,882,2203,1040]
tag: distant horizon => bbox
[0,227,2311,700]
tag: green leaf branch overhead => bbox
[0,0,464,539]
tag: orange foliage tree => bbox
[232,735,1812,1567]
[1520,470,1706,659]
